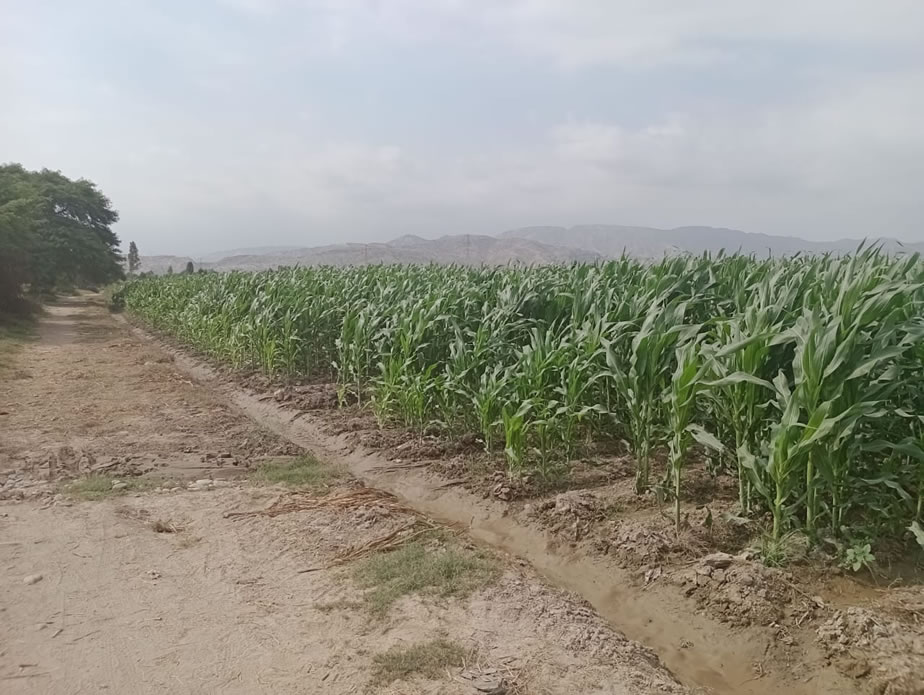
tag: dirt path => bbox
[0,297,684,694]
[0,296,297,482]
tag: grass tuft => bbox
[64,474,160,500]
[353,536,499,617]
[755,531,806,568]
[249,454,343,489]
[371,639,468,685]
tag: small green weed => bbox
[371,639,468,685]
[841,542,876,574]
[249,454,343,489]
[353,536,499,617]
[64,474,160,500]
[756,531,804,568]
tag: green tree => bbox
[127,241,140,275]
[185,261,194,274]
[0,198,37,312]
[166,265,174,275]
[0,163,124,311]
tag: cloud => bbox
[481,0,924,67]
[380,65,924,236]
[1,1,923,253]
[212,0,924,68]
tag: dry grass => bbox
[249,454,344,489]
[371,639,469,685]
[228,482,498,615]
[353,534,500,617]
[227,486,413,520]
[294,519,439,575]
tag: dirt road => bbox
[0,297,683,694]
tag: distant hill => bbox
[196,245,307,262]
[138,226,923,275]
[501,225,924,258]
[139,234,599,274]
[136,255,198,275]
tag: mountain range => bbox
[138,225,924,274]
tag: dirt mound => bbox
[817,600,924,695]
[483,574,685,693]
[322,413,372,435]
[266,383,339,410]
[671,552,807,628]
[592,519,678,569]
[355,428,414,451]
[528,490,607,541]
[550,490,604,519]
[386,435,447,461]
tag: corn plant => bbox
[704,266,801,513]
[501,400,532,474]
[119,250,924,548]
[666,338,723,533]
[605,297,700,493]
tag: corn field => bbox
[118,249,924,547]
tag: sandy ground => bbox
[0,297,684,695]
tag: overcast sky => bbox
[3,1,924,255]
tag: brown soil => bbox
[120,301,924,695]
[0,296,685,694]
[0,296,298,491]
[816,590,924,695]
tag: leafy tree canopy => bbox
[0,163,124,311]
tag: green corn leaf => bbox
[737,446,770,498]
[861,477,913,501]
[687,424,724,451]
[846,346,910,381]
[865,438,924,461]
[703,371,774,390]
[909,522,924,550]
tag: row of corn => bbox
[118,248,924,546]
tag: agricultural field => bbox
[119,249,924,556]
[2,297,691,695]
[110,250,924,694]
[4,250,923,695]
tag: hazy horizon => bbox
[4,1,924,256]
[140,224,924,262]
